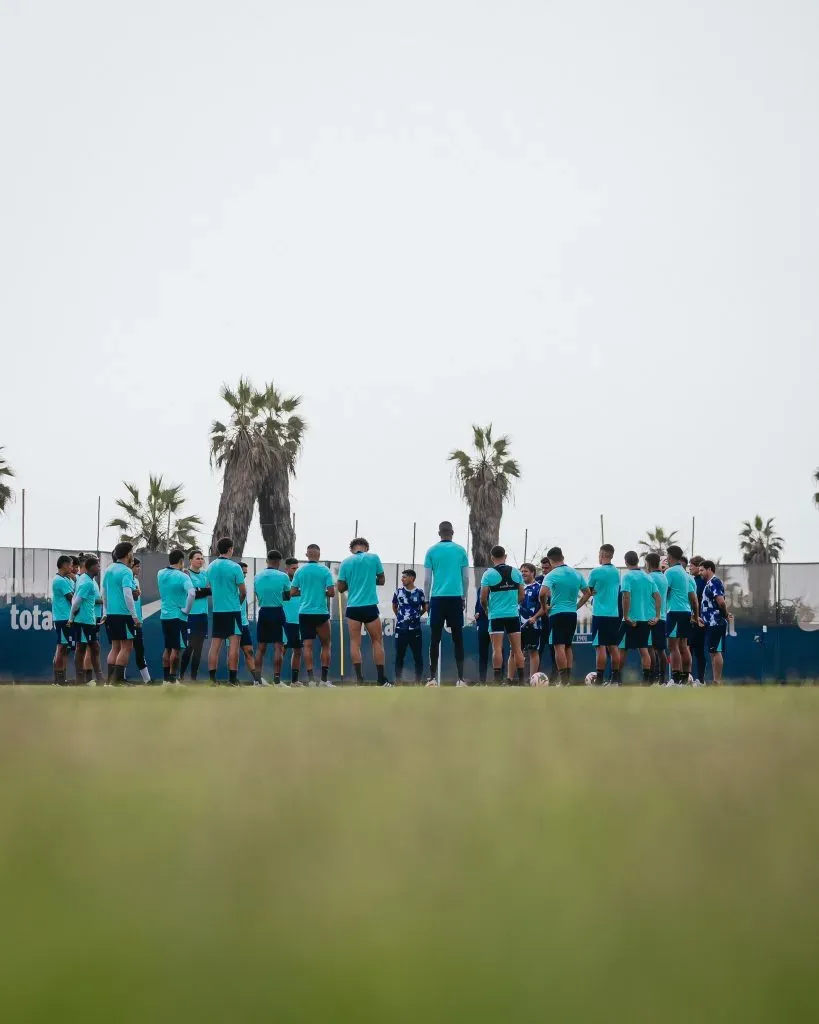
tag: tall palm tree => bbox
[638,526,678,556]
[739,515,783,623]
[449,424,520,568]
[108,475,202,551]
[257,383,306,557]
[210,379,275,556]
[0,447,14,515]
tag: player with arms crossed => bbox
[207,537,246,685]
[392,569,427,684]
[337,538,388,685]
[51,555,75,685]
[481,546,525,684]
[103,542,140,684]
[540,547,590,685]
[291,544,336,686]
[619,550,661,684]
[424,521,469,687]
[583,543,622,685]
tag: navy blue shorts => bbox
[619,621,651,650]
[73,621,99,645]
[299,613,330,641]
[54,620,74,647]
[162,618,189,652]
[346,604,380,625]
[490,616,520,635]
[257,606,286,643]
[105,614,135,642]
[707,621,727,653]
[212,611,242,639]
[429,596,464,630]
[240,625,253,648]
[549,612,577,646]
[592,615,621,647]
[521,625,540,650]
[667,611,692,641]
[188,613,209,637]
[650,620,667,652]
[284,621,303,650]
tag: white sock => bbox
[140,667,151,682]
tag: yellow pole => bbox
[337,589,345,683]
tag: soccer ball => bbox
[585,672,597,686]
[687,674,694,685]
[529,672,550,687]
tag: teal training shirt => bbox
[338,551,385,607]
[621,569,659,622]
[241,597,249,627]
[650,571,669,618]
[481,565,524,619]
[666,564,692,613]
[52,574,74,621]
[423,541,469,598]
[587,564,621,618]
[545,565,587,615]
[208,557,245,613]
[157,566,194,621]
[188,568,210,615]
[293,562,334,615]
[254,567,291,609]
[284,590,301,624]
[74,573,100,625]
[103,562,137,616]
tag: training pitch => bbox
[0,687,817,1022]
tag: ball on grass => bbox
[529,672,550,687]
[585,672,597,686]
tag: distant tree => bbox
[256,383,306,558]
[739,515,783,623]
[0,447,13,515]
[638,526,678,556]
[108,475,202,552]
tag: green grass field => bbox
[1,688,818,1023]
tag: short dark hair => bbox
[84,555,99,571]
[547,546,563,561]
[624,550,639,567]
[71,556,81,567]
[285,557,299,566]
[540,556,550,565]
[402,568,417,579]
[306,543,320,552]
[216,537,233,555]
[645,552,660,570]
[680,555,689,567]
[113,542,133,562]
[667,545,683,560]
[491,545,506,559]
[133,558,141,567]
[521,562,536,573]
[169,549,184,566]
[239,561,248,569]
[350,537,369,551]
[600,544,615,557]
[701,559,716,573]
[267,549,283,562]
[57,555,72,570]
[438,521,454,534]
[188,548,202,559]
[689,555,704,567]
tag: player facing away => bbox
[480,546,525,684]
[157,549,195,683]
[584,544,622,685]
[619,551,661,683]
[291,544,336,686]
[665,545,700,686]
[700,560,730,683]
[51,554,75,684]
[540,547,590,685]
[103,542,140,684]
[687,555,708,684]
[207,537,246,685]
[238,562,265,684]
[392,569,427,684]
[517,563,543,679]
[68,555,103,685]
[645,552,669,683]
[337,538,388,685]
[179,548,211,681]
[254,550,292,685]
[678,555,702,681]
[130,559,152,683]
[424,521,470,687]
[283,557,303,685]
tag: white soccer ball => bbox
[585,672,597,686]
[529,672,550,687]
[687,674,694,685]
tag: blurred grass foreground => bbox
[0,687,818,1023]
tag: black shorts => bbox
[549,612,577,646]
[299,613,330,641]
[429,596,464,630]
[521,625,540,651]
[650,620,667,652]
[188,613,209,637]
[105,614,135,642]
[240,625,253,648]
[257,606,286,643]
[707,621,727,653]
[620,621,651,650]
[666,611,692,641]
[212,611,243,639]
[346,604,380,625]
[73,621,98,645]
[54,620,74,647]
[162,618,189,652]
[592,615,621,647]
[284,621,303,650]
[489,616,520,635]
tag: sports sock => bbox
[596,670,604,683]
[107,665,114,684]
[86,670,93,683]
[376,665,387,685]
[163,668,170,682]
[253,672,262,683]
[113,665,125,683]
[291,668,300,684]
[612,669,621,683]
[353,663,363,682]
[321,667,328,682]
[229,670,238,684]
[643,668,652,683]
[559,668,571,685]
[494,667,503,682]
[209,669,217,682]
[517,668,524,684]
[274,674,281,683]
[55,669,65,685]
[168,673,177,683]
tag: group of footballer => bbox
[49,520,731,686]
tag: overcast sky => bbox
[1,0,817,566]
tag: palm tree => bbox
[638,526,678,556]
[449,424,520,568]
[257,383,306,557]
[210,379,275,556]
[0,447,14,515]
[739,515,783,623]
[108,475,202,551]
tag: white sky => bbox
[1,0,817,565]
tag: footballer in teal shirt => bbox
[423,522,470,686]
[52,555,75,662]
[585,545,621,658]
[157,551,196,677]
[69,557,101,649]
[283,557,304,685]
[207,538,248,685]
[291,545,336,685]
[540,548,589,683]
[664,547,699,684]
[619,551,661,677]
[480,546,526,683]
[337,539,388,684]
[255,552,292,676]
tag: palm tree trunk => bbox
[258,472,296,557]
[210,450,257,556]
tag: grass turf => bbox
[0,688,818,1022]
